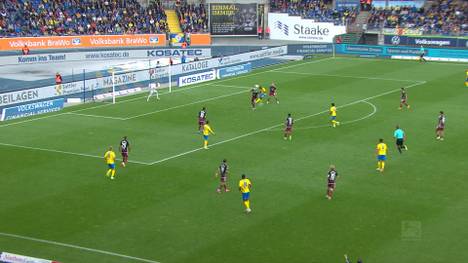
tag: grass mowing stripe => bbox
[149,81,424,165]
[0,232,160,263]
[271,71,424,83]
[124,87,250,120]
[65,112,126,120]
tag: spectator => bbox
[367,0,467,36]
[21,45,29,55]
[175,2,208,33]
[55,72,63,85]
[0,0,169,37]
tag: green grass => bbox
[0,57,467,263]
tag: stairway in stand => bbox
[339,11,371,44]
[166,9,182,33]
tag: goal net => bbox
[87,58,173,104]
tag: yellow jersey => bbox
[203,124,214,136]
[260,87,267,93]
[239,178,252,193]
[376,143,387,156]
[104,150,116,164]
[330,106,337,116]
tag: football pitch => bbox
[1,56,467,263]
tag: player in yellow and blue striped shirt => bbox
[376,139,388,173]
[239,174,252,213]
[330,103,340,128]
[203,121,215,149]
[104,146,116,179]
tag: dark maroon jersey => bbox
[120,139,130,153]
[270,86,277,95]
[327,170,338,184]
[251,91,259,100]
[437,114,446,128]
[199,110,206,120]
[219,162,228,177]
[286,117,293,128]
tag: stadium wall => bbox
[0,46,288,111]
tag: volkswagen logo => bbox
[391,35,400,45]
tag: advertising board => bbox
[268,13,346,43]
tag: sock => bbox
[377,162,381,170]
[111,170,115,177]
[245,200,250,209]
[204,140,208,148]
[106,169,112,176]
[398,146,402,153]
[381,162,385,171]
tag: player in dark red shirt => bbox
[326,165,338,200]
[215,159,230,193]
[198,107,207,132]
[284,113,294,140]
[267,82,279,104]
[399,87,410,110]
[251,88,259,110]
[119,136,131,167]
[436,111,446,140]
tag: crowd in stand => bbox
[175,1,208,33]
[0,0,466,37]
[0,0,168,37]
[269,0,358,25]
[367,0,467,35]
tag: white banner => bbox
[268,13,346,43]
[178,70,216,87]
[0,46,287,107]
[0,48,212,66]
[0,252,55,263]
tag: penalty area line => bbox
[0,232,160,263]
[266,100,378,131]
[149,81,425,165]
[0,142,151,166]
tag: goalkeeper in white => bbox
[147,82,160,101]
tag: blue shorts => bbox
[108,163,116,169]
[242,192,250,201]
[331,116,336,120]
[203,135,209,140]
[377,155,387,161]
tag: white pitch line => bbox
[207,84,252,89]
[0,142,151,165]
[66,112,126,120]
[271,70,424,83]
[0,57,334,128]
[267,100,378,131]
[0,112,69,128]
[0,232,160,263]
[124,89,250,120]
[149,81,425,165]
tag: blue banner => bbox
[335,0,360,8]
[217,63,252,79]
[336,44,468,61]
[288,44,334,55]
[1,98,64,121]
[384,35,468,48]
